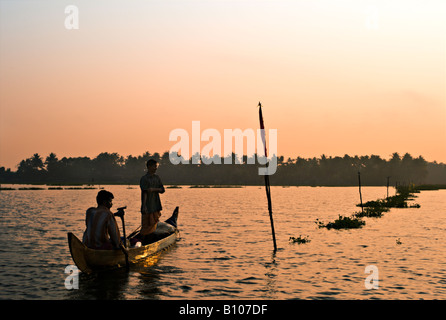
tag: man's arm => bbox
[159,176,165,194]
[150,176,165,194]
[108,214,122,249]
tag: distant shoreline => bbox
[1,184,446,190]
[2,152,446,187]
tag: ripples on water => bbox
[0,186,445,299]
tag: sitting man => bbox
[82,190,124,250]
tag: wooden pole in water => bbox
[386,176,390,198]
[264,175,277,252]
[258,102,277,252]
[358,171,364,214]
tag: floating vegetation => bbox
[358,185,420,209]
[210,185,243,188]
[315,215,365,230]
[360,195,409,208]
[415,184,446,191]
[64,187,97,190]
[189,185,243,188]
[166,185,182,189]
[396,184,420,195]
[289,235,311,244]
[314,182,425,238]
[355,206,389,218]
[3,186,99,190]
[386,195,414,208]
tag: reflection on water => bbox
[1,185,445,299]
[262,251,279,299]
[68,269,131,300]
[136,250,167,270]
[65,246,177,300]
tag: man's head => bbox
[146,159,158,174]
[96,190,114,208]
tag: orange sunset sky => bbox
[0,0,445,170]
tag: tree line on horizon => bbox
[1,151,445,186]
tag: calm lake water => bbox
[0,185,445,300]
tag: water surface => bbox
[0,185,445,299]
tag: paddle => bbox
[127,225,141,240]
[115,206,129,271]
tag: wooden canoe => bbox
[68,207,179,274]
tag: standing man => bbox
[138,159,165,244]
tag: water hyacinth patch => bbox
[358,185,421,209]
[315,215,366,230]
[289,235,311,244]
[355,206,389,218]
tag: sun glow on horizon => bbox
[0,0,445,170]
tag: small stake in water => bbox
[358,171,364,214]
